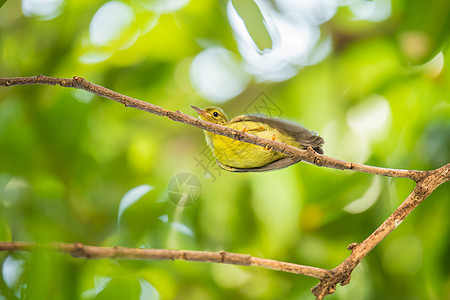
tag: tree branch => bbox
[1,75,448,299]
[0,241,330,279]
[312,162,449,299]
[0,75,428,181]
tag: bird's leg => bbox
[233,126,249,143]
[249,125,265,132]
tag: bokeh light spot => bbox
[89,1,135,47]
[2,256,25,288]
[228,0,322,81]
[190,47,251,103]
[399,31,431,64]
[22,0,64,20]
[347,94,392,139]
[276,0,338,26]
[350,0,391,22]
[142,0,189,13]
[344,177,381,214]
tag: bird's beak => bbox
[191,106,210,118]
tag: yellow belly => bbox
[204,121,300,169]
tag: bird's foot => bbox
[263,134,276,150]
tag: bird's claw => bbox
[263,134,276,150]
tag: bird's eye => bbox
[213,112,219,118]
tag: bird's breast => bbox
[203,122,293,169]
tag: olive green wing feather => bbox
[229,115,324,154]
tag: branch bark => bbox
[0,75,428,181]
[0,241,330,279]
[1,75,449,299]
[312,163,449,299]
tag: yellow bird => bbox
[192,106,324,172]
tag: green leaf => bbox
[0,0,8,9]
[231,0,272,52]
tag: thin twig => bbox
[0,75,427,181]
[0,241,330,279]
[1,75,448,299]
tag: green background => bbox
[0,0,449,299]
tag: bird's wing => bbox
[229,115,324,154]
[216,156,302,173]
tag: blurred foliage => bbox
[231,0,272,51]
[0,0,449,300]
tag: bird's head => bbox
[191,106,228,125]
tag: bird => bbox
[191,106,324,172]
